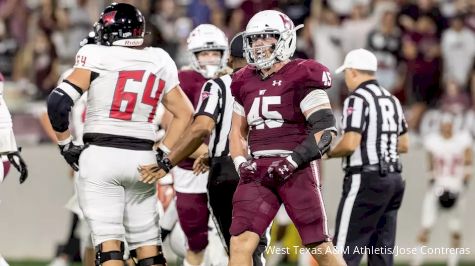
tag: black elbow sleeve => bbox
[289,109,336,166]
[307,109,336,132]
[47,89,74,132]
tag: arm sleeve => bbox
[299,89,331,117]
[341,95,367,133]
[195,80,222,122]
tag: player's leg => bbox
[124,150,167,266]
[228,172,281,266]
[266,206,291,266]
[77,146,129,266]
[78,216,96,266]
[367,173,405,265]
[175,191,209,266]
[411,186,438,266]
[281,161,345,266]
[229,231,261,266]
[447,194,464,266]
[208,157,268,265]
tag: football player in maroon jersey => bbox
[228,10,345,266]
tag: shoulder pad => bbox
[296,59,332,90]
[74,44,103,71]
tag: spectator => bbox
[441,14,475,89]
[0,0,29,47]
[367,6,404,92]
[398,0,446,37]
[440,79,471,114]
[52,0,93,73]
[464,1,475,33]
[402,15,441,131]
[308,0,343,106]
[238,0,277,29]
[340,0,395,54]
[0,19,18,78]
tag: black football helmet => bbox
[94,2,145,47]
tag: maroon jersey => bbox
[231,59,332,154]
[177,69,208,170]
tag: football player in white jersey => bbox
[0,72,29,266]
[46,3,193,266]
[412,113,473,266]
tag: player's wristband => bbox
[233,156,247,172]
[57,135,73,146]
[157,157,173,173]
[285,156,299,168]
[158,143,171,154]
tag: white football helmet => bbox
[243,10,303,69]
[187,24,229,78]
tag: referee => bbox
[328,49,409,266]
[149,33,267,265]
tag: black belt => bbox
[344,162,402,175]
[83,133,154,151]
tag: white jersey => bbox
[74,44,179,141]
[0,74,17,153]
[424,131,472,192]
[0,77,12,130]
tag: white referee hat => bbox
[335,48,378,74]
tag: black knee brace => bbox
[129,249,167,266]
[95,242,125,266]
[138,254,167,266]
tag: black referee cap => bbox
[230,32,244,58]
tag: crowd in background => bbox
[1,0,475,139]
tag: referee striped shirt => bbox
[195,74,233,157]
[341,80,407,168]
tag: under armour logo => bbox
[272,80,282,86]
[278,165,289,175]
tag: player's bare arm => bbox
[47,68,92,171]
[168,114,215,164]
[143,115,214,180]
[229,111,249,166]
[159,85,194,149]
[139,85,193,183]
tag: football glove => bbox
[238,160,257,183]
[59,140,86,171]
[267,157,297,185]
[6,148,29,184]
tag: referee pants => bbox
[207,156,268,266]
[333,171,405,266]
